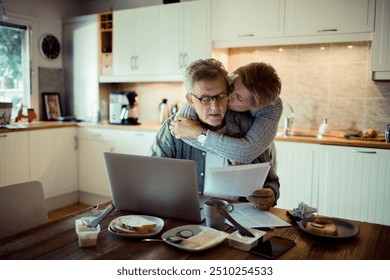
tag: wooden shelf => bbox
[99,11,113,75]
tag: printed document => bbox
[204,162,270,197]
[229,203,291,228]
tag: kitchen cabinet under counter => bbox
[77,125,158,205]
[274,136,390,225]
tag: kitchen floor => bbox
[48,203,90,221]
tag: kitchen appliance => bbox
[109,91,140,125]
[385,123,390,143]
[159,98,169,123]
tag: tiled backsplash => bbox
[131,42,390,133]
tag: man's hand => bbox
[169,116,203,138]
[247,188,275,211]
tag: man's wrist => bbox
[196,128,207,144]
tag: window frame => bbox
[0,12,37,119]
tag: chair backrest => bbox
[0,181,48,239]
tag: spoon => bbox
[142,236,183,243]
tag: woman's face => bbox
[228,77,253,112]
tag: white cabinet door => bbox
[0,132,29,186]
[212,0,284,42]
[117,130,157,156]
[113,7,158,77]
[29,128,78,199]
[78,128,114,197]
[372,0,390,80]
[63,15,99,123]
[285,0,375,36]
[274,141,320,210]
[158,1,211,78]
[318,145,390,225]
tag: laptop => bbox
[104,152,203,223]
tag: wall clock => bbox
[39,34,61,59]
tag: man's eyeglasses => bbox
[189,92,229,106]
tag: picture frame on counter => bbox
[42,92,62,120]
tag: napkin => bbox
[292,202,317,219]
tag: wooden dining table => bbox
[1,201,389,260]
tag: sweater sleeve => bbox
[177,98,283,163]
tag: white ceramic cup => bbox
[203,198,234,230]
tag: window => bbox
[0,20,31,118]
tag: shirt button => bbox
[200,172,204,176]
[202,152,206,156]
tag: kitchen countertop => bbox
[276,129,390,149]
[1,121,389,149]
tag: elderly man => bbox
[149,58,279,210]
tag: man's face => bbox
[186,77,228,129]
[228,77,253,112]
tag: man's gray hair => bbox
[183,58,231,93]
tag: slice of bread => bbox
[117,216,156,234]
[305,218,338,236]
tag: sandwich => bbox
[112,215,156,234]
[305,217,338,236]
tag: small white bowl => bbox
[227,228,266,251]
[75,217,101,247]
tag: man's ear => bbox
[186,94,194,107]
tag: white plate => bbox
[108,215,164,237]
[162,225,228,252]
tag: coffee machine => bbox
[109,91,140,125]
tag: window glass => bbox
[0,21,30,118]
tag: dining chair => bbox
[0,181,48,239]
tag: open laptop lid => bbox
[104,152,203,223]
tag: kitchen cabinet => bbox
[372,0,390,80]
[318,145,390,225]
[0,132,30,186]
[29,128,78,200]
[158,0,211,79]
[63,15,99,123]
[285,0,375,38]
[274,141,320,210]
[275,140,390,225]
[77,127,157,203]
[78,127,114,199]
[211,0,284,48]
[112,7,158,78]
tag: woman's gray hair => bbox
[183,58,232,93]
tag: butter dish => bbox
[227,228,266,251]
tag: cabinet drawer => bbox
[78,127,116,142]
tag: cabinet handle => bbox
[178,53,183,68]
[317,28,338,33]
[238,34,254,38]
[0,134,7,138]
[352,149,377,154]
[182,53,188,68]
[130,56,135,70]
[74,136,78,150]
[91,133,102,137]
[135,55,139,70]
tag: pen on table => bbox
[253,226,275,231]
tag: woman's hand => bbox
[169,116,203,139]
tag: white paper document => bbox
[228,203,291,228]
[204,162,271,197]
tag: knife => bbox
[216,206,255,237]
[87,204,115,228]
